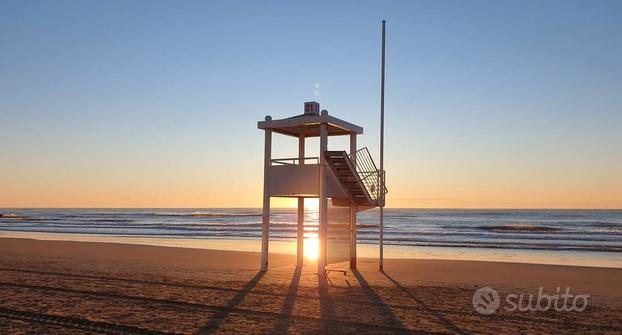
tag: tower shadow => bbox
[351,269,412,333]
[195,270,265,335]
[272,265,303,334]
[381,271,467,335]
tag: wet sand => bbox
[0,237,621,334]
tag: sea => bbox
[1,208,621,267]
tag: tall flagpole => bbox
[379,20,386,272]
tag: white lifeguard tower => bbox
[258,101,386,274]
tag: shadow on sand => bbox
[381,271,467,335]
[196,270,266,335]
[272,265,303,333]
[317,269,339,333]
[195,266,462,335]
[275,267,416,334]
[352,269,413,334]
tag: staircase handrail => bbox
[349,147,388,200]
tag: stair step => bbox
[325,150,374,207]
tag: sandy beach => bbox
[3,0,622,333]
[0,237,620,334]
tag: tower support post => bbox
[260,129,272,271]
[349,132,357,269]
[297,135,305,266]
[318,122,328,275]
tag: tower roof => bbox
[257,112,363,137]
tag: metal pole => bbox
[379,20,386,272]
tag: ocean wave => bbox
[357,224,379,228]
[153,212,261,218]
[92,219,136,223]
[358,240,622,252]
[478,224,562,232]
[2,209,621,254]
[0,213,27,219]
[462,211,512,216]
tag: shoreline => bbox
[1,230,621,269]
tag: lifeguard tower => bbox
[257,101,387,274]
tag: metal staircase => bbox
[324,147,387,208]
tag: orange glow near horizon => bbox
[1,165,620,209]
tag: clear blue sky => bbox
[1,0,621,208]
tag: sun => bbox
[303,237,319,261]
[304,198,319,210]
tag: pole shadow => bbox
[195,270,265,335]
[351,269,413,334]
[318,271,337,333]
[272,265,303,334]
[381,271,467,335]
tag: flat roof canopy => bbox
[257,113,363,137]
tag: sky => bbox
[1,0,621,208]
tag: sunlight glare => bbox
[304,237,319,261]
[304,198,319,210]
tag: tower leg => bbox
[318,123,328,275]
[261,198,270,271]
[350,202,357,269]
[297,135,305,267]
[260,129,272,271]
[349,132,357,270]
[297,197,304,266]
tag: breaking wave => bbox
[478,224,563,232]
[153,212,261,218]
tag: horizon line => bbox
[2,206,621,210]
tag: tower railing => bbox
[271,157,319,165]
[349,147,387,201]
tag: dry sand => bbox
[0,237,620,334]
